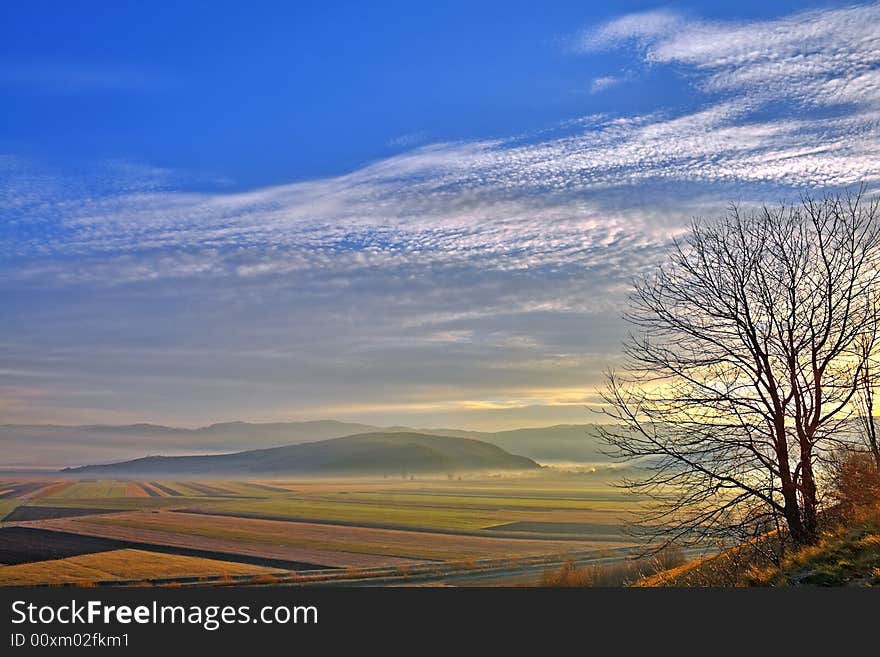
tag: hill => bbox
[61,432,541,476]
[1,420,608,468]
[0,420,386,468]
[421,424,609,464]
[637,506,880,587]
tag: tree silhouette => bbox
[600,190,880,547]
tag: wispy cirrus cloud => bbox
[589,75,622,94]
[4,105,877,280]
[582,4,880,107]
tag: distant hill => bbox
[0,420,385,468]
[417,425,610,464]
[1,420,609,468]
[62,432,541,476]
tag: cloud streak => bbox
[583,4,880,107]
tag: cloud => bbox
[3,3,880,428]
[589,75,621,94]
[386,132,428,148]
[4,100,877,279]
[582,8,684,50]
[581,4,880,107]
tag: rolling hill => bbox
[420,424,610,463]
[61,432,541,476]
[1,420,608,468]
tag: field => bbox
[0,500,19,521]
[0,549,284,586]
[0,471,640,586]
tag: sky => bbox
[2,1,880,430]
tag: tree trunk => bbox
[781,483,808,545]
[867,413,880,472]
[799,469,818,544]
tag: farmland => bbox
[0,470,640,586]
[0,500,19,522]
[0,549,284,586]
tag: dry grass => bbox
[637,534,783,587]
[40,510,614,564]
[745,506,880,586]
[31,482,73,499]
[640,504,880,587]
[541,560,595,586]
[541,547,687,587]
[124,482,151,498]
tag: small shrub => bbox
[452,558,478,572]
[828,449,880,521]
[541,560,593,587]
[541,547,687,587]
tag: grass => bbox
[124,482,151,498]
[541,547,687,587]
[153,482,216,496]
[0,549,283,586]
[28,497,211,510]
[31,482,74,499]
[14,476,636,534]
[5,475,639,577]
[26,483,628,531]
[44,481,129,499]
[319,490,630,511]
[67,512,498,560]
[746,512,880,586]
[187,497,507,532]
[637,538,780,587]
[0,500,20,521]
[639,507,880,587]
[188,489,632,533]
[33,480,222,501]
[46,508,616,563]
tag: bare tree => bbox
[599,190,880,547]
[854,332,880,471]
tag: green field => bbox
[1,473,640,583]
[179,481,635,533]
[0,500,20,521]
[28,496,203,510]
[14,475,637,533]
[313,490,633,511]
[46,481,128,499]
[74,513,492,560]
[186,496,505,532]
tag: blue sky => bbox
[2,1,880,430]
[2,0,827,186]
